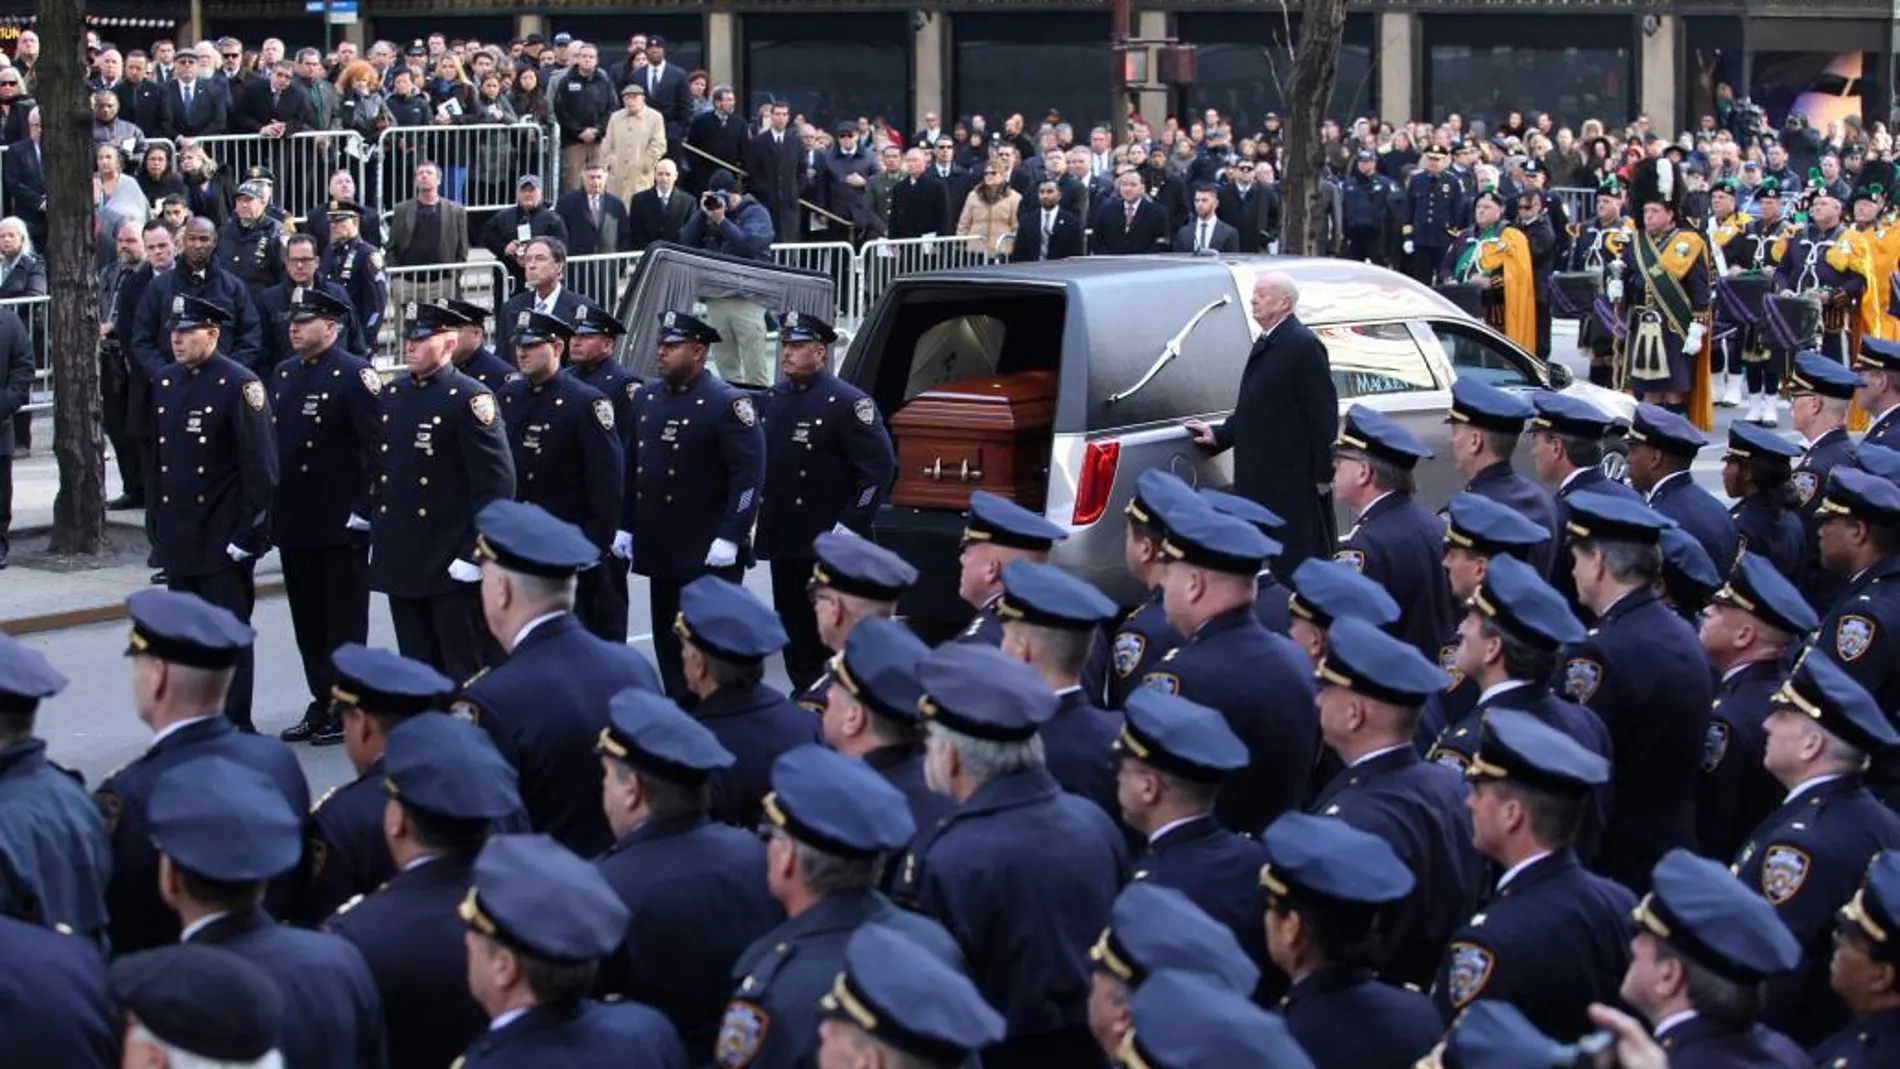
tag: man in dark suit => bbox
[1218,160,1276,253]
[120,54,170,139]
[628,159,693,249]
[555,162,629,256]
[1010,178,1083,262]
[494,236,590,366]
[1185,272,1338,570]
[163,51,227,137]
[685,86,745,196]
[633,36,692,157]
[0,301,27,567]
[743,101,800,244]
[929,137,974,223]
[1174,185,1241,254]
[887,148,949,240]
[1090,169,1170,254]
[2,121,45,246]
[231,61,314,137]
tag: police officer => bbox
[455,835,687,1067]
[1431,710,1636,1041]
[98,590,310,956]
[1724,421,1805,579]
[268,288,380,745]
[797,530,917,712]
[1198,487,1293,635]
[1523,158,1571,264]
[370,301,515,682]
[1661,521,1724,624]
[674,575,822,828]
[1810,468,1900,803]
[1340,149,1396,266]
[1116,968,1314,1069]
[1085,881,1261,1058]
[716,746,962,1069]
[619,310,764,700]
[325,712,521,1069]
[1308,616,1484,992]
[813,925,1005,1069]
[995,560,1121,820]
[1732,654,1900,1046]
[820,615,951,839]
[1141,500,1318,836]
[131,216,265,378]
[317,199,388,343]
[564,304,640,638]
[107,945,278,1068]
[892,643,1128,1069]
[1527,392,1642,620]
[1858,337,1900,447]
[1448,380,1562,576]
[1623,850,1806,1064]
[216,180,285,292]
[455,501,662,857]
[498,311,625,643]
[1628,402,1739,572]
[1262,812,1442,1068]
[1402,145,1462,284]
[150,758,385,1069]
[1333,404,1459,660]
[1695,554,1816,862]
[1786,351,1861,611]
[1096,471,1192,708]
[952,491,1070,647]
[302,644,456,923]
[0,634,109,943]
[255,234,368,370]
[1560,491,1713,894]
[150,294,277,731]
[594,687,782,1064]
[446,298,517,393]
[1813,852,1900,1067]
[1113,688,1267,986]
[756,311,896,691]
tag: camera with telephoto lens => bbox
[702,191,726,212]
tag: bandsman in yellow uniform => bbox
[1437,187,1537,355]
[1609,158,1712,422]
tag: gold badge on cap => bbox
[664,311,677,328]
[404,301,418,319]
[172,295,186,315]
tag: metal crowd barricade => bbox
[9,295,51,414]
[1550,187,1596,226]
[769,240,857,320]
[374,122,560,217]
[565,251,646,313]
[378,261,513,366]
[854,235,988,322]
[188,130,367,217]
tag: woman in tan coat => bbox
[599,83,667,204]
[956,163,1020,256]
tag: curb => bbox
[1,578,288,637]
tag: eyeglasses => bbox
[222,52,240,60]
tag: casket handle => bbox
[959,459,983,482]
[924,458,944,481]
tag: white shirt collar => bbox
[534,284,563,309]
[1477,680,1529,706]
[402,854,441,872]
[1785,772,1847,805]
[1052,684,1084,698]
[1721,661,1763,684]
[150,714,221,749]
[489,1006,531,1033]
[511,610,566,650]
[1496,850,1553,893]
[1557,466,1591,494]
[1875,401,1900,424]
[1148,814,1207,844]
[1645,470,1692,502]
[1358,490,1395,517]
[1653,1010,1699,1040]
[179,910,231,942]
[1350,743,1410,768]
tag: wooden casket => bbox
[889,370,1057,510]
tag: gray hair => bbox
[1591,539,1662,587]
[1254,271,1300,308]
[0,217,34,257]
[127,1024,285,1069]
[790,836,878,897]
[504,568,575,610]
[926,721,1044,788]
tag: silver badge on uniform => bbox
[1702,721,1730,772]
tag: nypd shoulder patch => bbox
[1445,942,1495,1007]
[241,380,266,412]
[1141,672,1181,696]
[1113,631,1147,679]
[470,393,497,427]
[1836,615,1877,662]
[732,397,756,426]
[1792,470,1819,507]
[1761,844,1811,905]
[715,999,770,1068]
[593,397,615,432]
[1334,549,1367,573]
[1563,658,1604,704]
[852,396,877,425]
[358,367,382,395]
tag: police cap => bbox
[819,925,1006,1062]
[0,631,67,704]
[1659,526,1721,611]
[1626,402,1708,460]
[324,198,363,219]
[917,643,1055,743]
[1634,848,1801,984]
[1857,444,1900,484]
[1116,688,1248,783]
[1710,552,1817,637]
[1121,969,1317,1069]
[512,309,574,346]
[1564,490,1675,545]
[1336,404,1434,470]
[1259,810,1414,909]
[780,310,837,344]
[150,757,302,881]
[1772,652,1899,754]
[384,712,521,820]
[996,560,1118,630]
[1439,1001,1572,1069]
[572,303,628,338]
[404,301,464,341]
[1447,379,1535,434]
[962,490,1069,552]
[1840,852,1900,964]
[1468,554,1586,651]
[762,744,914,857]
[461,834,629,962]
[330,643,453,718]
[442,298,489,325]
[1197,487,1287,537]
[596,686,735,783]
[1125,469,1201,537]
[1528,391,1620,439]
[1159,503,1273,576]
[831,616,932,724]
[1286,558,1401,630]
[657,309,721,345]
[1725,420,1801,465]
[1444,491,1552,559]
[810,530,917,602]
[170,294,231,331]
[109,945,283,1062]
[125,589,255,670]
[289,286,351,323]
[1314,615,1451,706]
[1467,707,1610,793]
[1789,351,1862,399]
[1091,882,1260,994]
[474,500,600,578]
[1819,466,1900,528]
[678,575,790,661]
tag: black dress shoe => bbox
[105,495,145,510]
[279,702,326,743]
[310,719,346,747]
[149,569,168,584]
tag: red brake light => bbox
[1072,440,1121,526]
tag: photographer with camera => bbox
[679,170,776,384]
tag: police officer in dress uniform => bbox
[1117,968,1316,1069]
[1447,379,1563,577]
[566,304,639,639]
[269,288,380,745]
[1661,521,1725,625]
[1693,554,1817,862]
[0,635,109,944]
[1095,470,1194,708]
[1199,487,1293,635]
[620,310,764,701]
[715,746,963,1069]
[1085,881,1262,1058]
[1559,491,1712,894]
[455,501,662,858]
[1262,811,1443,1068]
[1527,392,1643,623]
[256,235,369,371]
[592,687,783,1064]
[498,311,625,643]
[216,182,285,293]
[1813,852,1900,1068]
[1113,688,1267,986]
[1612,157,1712,412]
[1725,421,1807,581]
[1333,404,1460,661]
[1402,145,1463,285]
[1283,556,1403,670]
[150,295,277,731]
[891,643,1128,1069]
[446,298,518,394]
[1308,616,1485,992]
[1622,850,1808,1066]
[301,644,456,923]
[1626,401,1740,572]
[1731,654,1900,1047]
[107,944,279,1068]
[455,835,687,1068]
[1787,351,1861,612]
[951,491,1070,648]
[814,925,1006,1069]
[1340,150,1397,266]
[756,311,896,692]
[326,712,522,1069]
[820,615,952,840]
[995,560,1123,821]
[1431,710,1636,1041]
[317,199,387,343]
[673,576,822,829]
[1142,500,1318,835]
[1810,468,1900,805]
[153,757,385,1069]
[372,302,516,682]
[1857,337,1900,447]
[797,530,917,713]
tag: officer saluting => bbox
[498,311,625,642]
[370,301,515,682]
[268,287,381,745]
[150,294,277,731]
[317,199,387,342]
[445,299,517,394]
[620,310,764,700]
[756,311,896,692]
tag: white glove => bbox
[345,513,371,532]
[1402,240,1415,255]
[447,558,481,583]
[704,538,739,568]
[611,530,633,560]
[831,523,854,536]
[225,543,252,563]
[1606,279,1624,303]
[1683,322,1706,352]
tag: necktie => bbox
[183,82,193,108]
[1042,212,1054,259]
[1197,221,1209,253]
[590,197,600,225]
[648,67,655,94]
[1125,202,1136,228]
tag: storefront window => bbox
[745,13,910,129]
[1178,13,1376,133]
[955,14,1114,135]
[1424,15,1631,130]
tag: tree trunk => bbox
[1280,0,1348,257]
[42,0,109,555]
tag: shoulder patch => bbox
[94,791,123,835]
[1702,721,1730,773]
[1430,748,1470,773]
[1113,631,1147,678]
[732,397,756,426]
[1792,470,1819,507]
[1333,549,1367,573]
[715,999,769,1068]
[1836,615,1876,662]
[1445,942,1495,1008]
[470,393,497,427]
[242,380,266,412]
[593,397,615,432]
[1141,672,1181,696]
[450,700,481,726]
[1563,658,1604,704]
[368,249,384,271]
[852,396,876,426]
[1761,844,1811,905]
[359,367,382,395]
